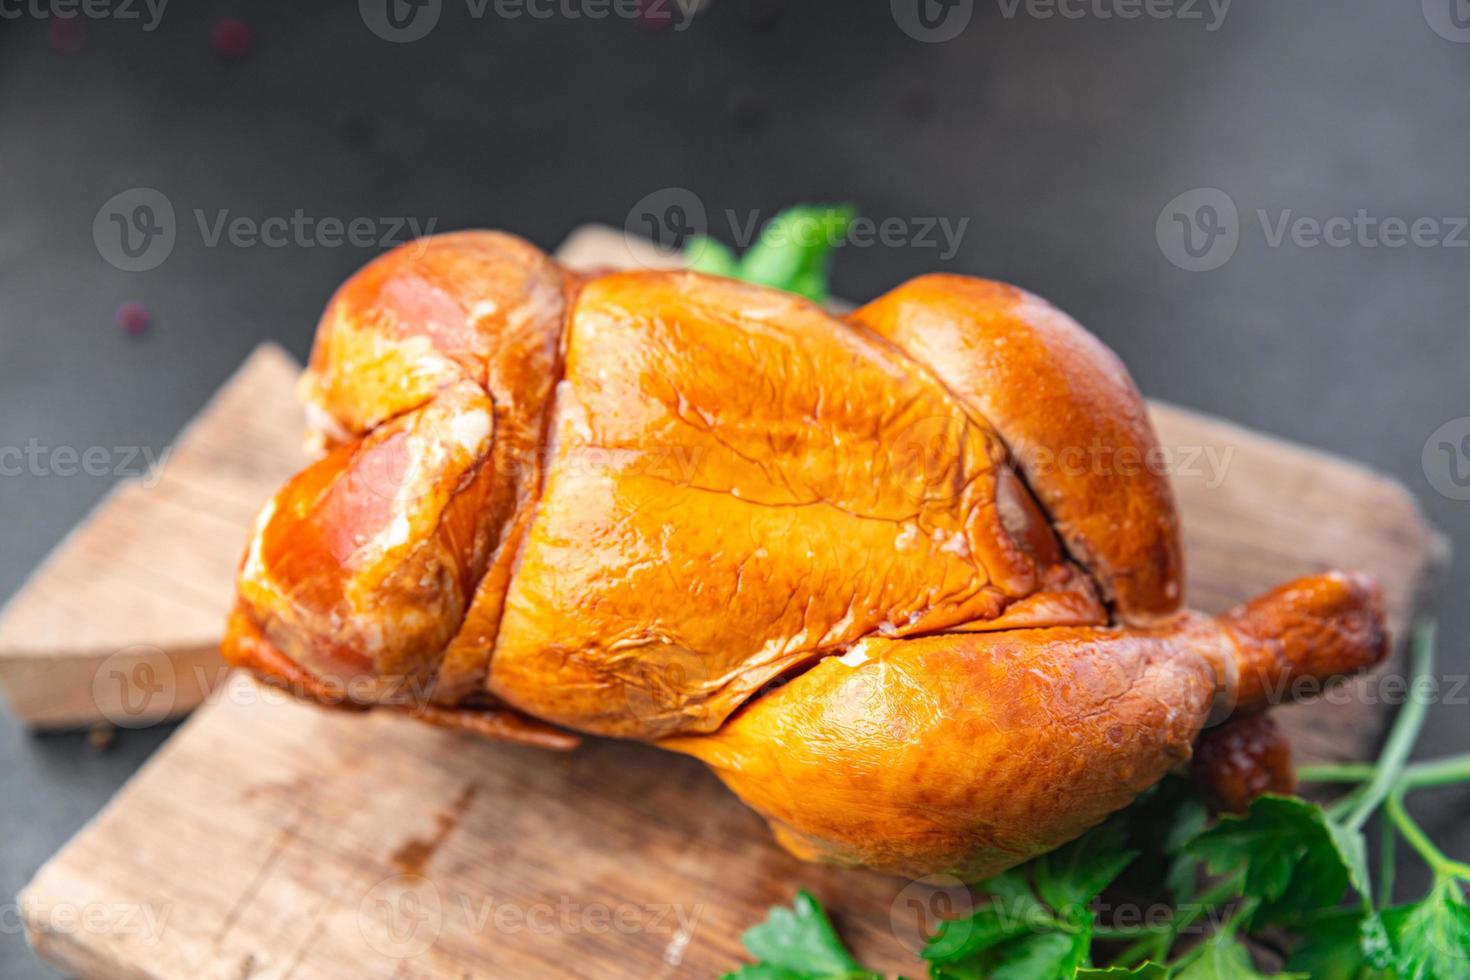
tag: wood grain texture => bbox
[19,227,1447,979]
[0,344,307,729]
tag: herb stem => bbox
[1378,810,1396,907]
[1299,753,1470,788]
[1385,787,1470,881]
[1326,785,1367,823]
[1343,621,1437,832]
[1297,762,1377,782]
[1401,753,1470,788]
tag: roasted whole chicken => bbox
[224,231,1387,879]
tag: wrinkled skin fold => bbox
[225,232,1389,879]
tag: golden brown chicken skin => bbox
[490,271,1105,739]
[224,232,1388,879]
[660,570,1384,878]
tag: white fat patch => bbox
[823,606,856,645]
[450,408,492,455]
[894,523,919,550]
[932,527,971,557]
[241,497,278,582]
[357,622,385,654]
[470,299,500,321]
[754,636,788,662]
[383,513,414,549]
[395,334,456,386]
[739,300,793,321]
[302,399,351,448]
[395,332,436,361]
[838,642,870,668]
[556,382,594,446]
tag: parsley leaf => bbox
[1175,935,1305,979]
[1184,795,1367,925]
[685,235,740,278]
[1381,877,1470,980]
[928,931,1085,980]
[1038,821,1140,915]
[686,204,856,303]
[923,824,1137,979]
[921,893,1041,964]
[725,889,880,980]
[1282,907,1385,980]
[990,930,1087,979]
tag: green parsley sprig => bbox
[685,203,856,304]
[725,621,1470,979]
[725,889,883,980]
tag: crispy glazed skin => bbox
[851,276,1182,624]
[225,233,1389,878]
[490,272,1104,738]
[661,570,1384,877]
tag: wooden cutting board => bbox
[0,344,307,729]
[18,226,1448,979]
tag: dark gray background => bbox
[2,1,1467,976]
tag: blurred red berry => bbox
[116,302,151,336]
[49,18,85,53]
[211,18,251,59]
